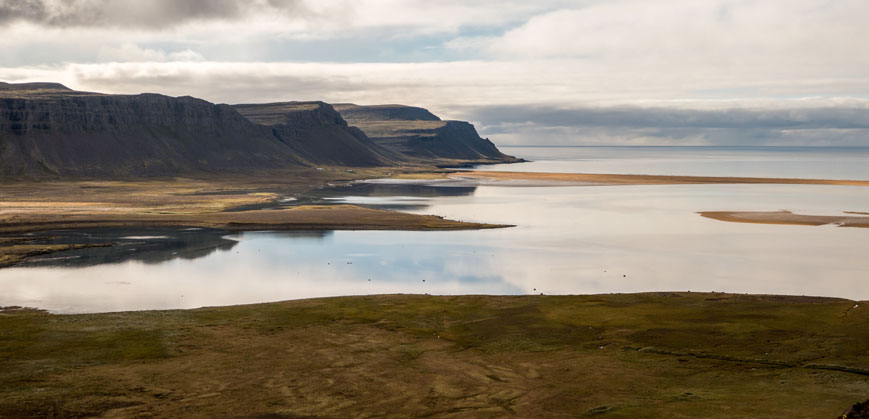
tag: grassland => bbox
[1,293,867,418]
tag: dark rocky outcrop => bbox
[0,86,387,178]
[0,83,516,178]
[842,400,869,419]
[0,91,304,177]
[232,102,396,167]
[334,104,519,163]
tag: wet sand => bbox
[0,204,506,267]
[0,204,507,235]
[0,176,507,267]
[453,170,869,186]
[699,210,869,228]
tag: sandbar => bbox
[699,210,869,228]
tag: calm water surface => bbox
[2,147,868,313]
[489,146,869,180]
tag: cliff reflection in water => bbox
[310,182,477,211]
[19,228,246,267]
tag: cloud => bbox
[0,0,556,31]
[0,0,273,28]
[465,105,869,130]
[97,44,205,62]
[460,104,869,146]
[2,1,869,146]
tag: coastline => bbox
[0,171,508,267]
[452,170,869,186]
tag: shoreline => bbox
[0,205,508,268]
[452,170,869,186]
[0,171,509,267]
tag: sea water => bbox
[2,146,868,313]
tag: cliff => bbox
[333,104,519,162]
[0,83,516,178]
[232,102,396,167]
[334,104,440,122]
[0,85,387,178]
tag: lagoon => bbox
[2,146,868,313]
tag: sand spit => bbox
[699,210,869,228]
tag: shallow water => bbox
[2,147,869,313]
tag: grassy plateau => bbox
[1,293,867,418]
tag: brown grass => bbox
[1,293,868,417]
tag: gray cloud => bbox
[464,105,869,130]
[0,0,304,28]
[459,105,869,146]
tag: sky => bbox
[2,0,869,145]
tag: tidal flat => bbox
[1,293,867,418]
[0,167,500,267]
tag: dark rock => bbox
[334,103,519,163]
[841,399,869,418]
[0,82,517,178]
[233,101,396,167]
[0,91,304,177]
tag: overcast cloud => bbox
[1,0,868,145]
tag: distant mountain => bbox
[0,83,516,178]
[232,102,396,167]
[334,104,519,163]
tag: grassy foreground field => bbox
[1,293,867,418]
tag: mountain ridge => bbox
[0,83,516,178]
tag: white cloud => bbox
[3,0,869,145]
[3,59,869,110]
[97,43,168,62]
[96,43,206,63]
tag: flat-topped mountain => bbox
[0,82,73,92]
[0,83,516,178]
[232,102,396,167]
[334,104,440,122]
[334,104,519,163]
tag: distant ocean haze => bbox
[485,146,869,180]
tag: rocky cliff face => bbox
[233,102,396,167]
[0,85,389,178]
[0,83,516,178]
[333,104,518,163]
[0,92,302,177]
